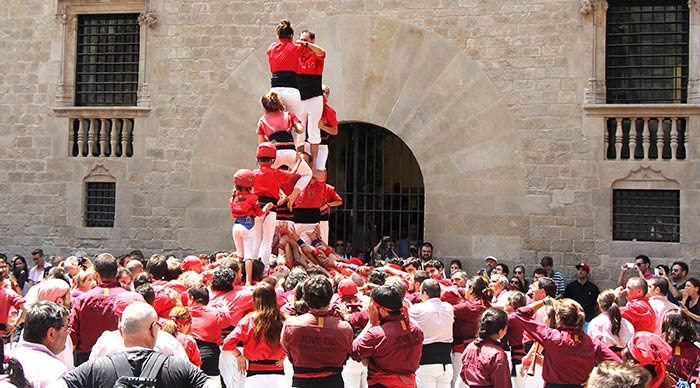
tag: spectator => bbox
[513,264,529,291]
[62,302,210,388]
[409,279,454,387]
[616,277,656,333]
[680,277,700,333]
[532,267,547,283]
[483,256,497,276]
[69,252,127,366]
[667,261,689,305]
[420,242,433,262]
[489,274,509,308]
[10,255,30,295]
[9,301,70,387]
[539,256,564,297]
[168,306,202,367]
[646,276,679,335]
[618,255,654,287]
[69,270,95,298]
[28,248,52,286]
[450,270,467,288]
[493,263,509,277]
[563,262,600,323]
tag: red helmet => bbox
[233,169,255,188]
[256,142,277,159]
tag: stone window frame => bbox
[53,0,157,108]
[581,0,700,104]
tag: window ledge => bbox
[52,106,151,118]
[583,104,700,116]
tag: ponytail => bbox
[261,91,285,112]
[608,302,622,337]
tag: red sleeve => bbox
[186,336,202,367]
[8,292,24,310]
[351,326,380,362]
[256,119,266,136]
[288,112,300,126]
[491,351,513,388]
[223,316,251,351]
[69,299,82,347]
[324,106,338,127]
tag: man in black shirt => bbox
[563,262,600,323]
[62,302,210,388]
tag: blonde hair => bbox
[73,270,94,289]
[261,91,285,112]
[555,298,586,330]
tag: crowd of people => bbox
[2,18,700,388]
[1,245,699,388]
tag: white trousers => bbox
[342,357,368,388]
[253,212,277,270]
[450,352,464,388]
[294,223,319,244]
[245,374,286,388]
[220,350,244,388]
[316,144,329,171]
[232,223,256,261]
[301,95,323,145]
[320,220,329,243]
[416,363,453,388]
[271,149,312,192]
[270,87,303,149]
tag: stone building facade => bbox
[2,0,700,288]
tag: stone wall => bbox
[2,1,700,289]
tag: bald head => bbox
[126,259,144,277]
[119,301,159,349]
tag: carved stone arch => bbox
[186,15,529,261]
[612,166,680,190]
[83,164,116,183]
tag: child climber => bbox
[230,168,273,286]
[256,91,312,200]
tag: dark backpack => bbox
[108,351,169,388]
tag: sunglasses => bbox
[514,271,523,274]
[510,280,520,284]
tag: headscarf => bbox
[628,331,673,388]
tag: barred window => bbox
[606,0,689,104]
[76,14,140,106]
[85,182,116,227]
[613,189,679,242]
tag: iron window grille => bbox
[327,122,425,259]
[612,189,679,242]
[606,0,689,104]
[75,14,140,106]
[85,182,116,227]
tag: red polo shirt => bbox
[69,280,127,353]
[188,304,232,345]
[254,164,293,200]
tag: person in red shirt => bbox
[69,253,127,366]
[352,285,424,388]
[450,276,491,385]
[460,308,512,388]
[169,306,202,368]
[292,170,327,246]
[510,297,621,387]
[187,284,232,377]
[257,91,312,202]
[319,183,342,243]
[267,19,304,120]
[297,30,326,168]
[282,275,353,387]
[661,310,700,387]
[230,168,272,285]
[252,143,299,274]
[616,277,656,333]
[223,283,287,388]
[0,261,25,364]
[316,84,339,171]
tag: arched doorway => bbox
[326,122,424,259]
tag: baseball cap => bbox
[575,262,590,273]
